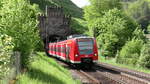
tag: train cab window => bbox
[77,38,94,55]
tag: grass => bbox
[16,52,80,84]
[99,56,150,74]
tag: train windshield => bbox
[77,38,94,55]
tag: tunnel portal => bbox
[38,6,71,46]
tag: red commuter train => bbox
[48,35,98,64]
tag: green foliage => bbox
[138,42,150,68]
[132,28,146,41]
[30,0,83,18]
[70,18,88,34]
[0,0,40,67]
[116,39,143,65]
[83,0,122,36]
[84,0,121,21]
[147,24,150,33]
[16,52,80,84]
[125,0,150,29]
[83,0,145,57]
[97,33,119,57]
[92,9,139,57]
[89,0,122,12]
[0,34,14,78]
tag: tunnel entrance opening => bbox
[43,35,67,55]
[48,35,66,43]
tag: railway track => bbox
[75,70,100,84]
[51,56,150,84]
[96,62,150,84]
[98,62,150,81]
[74,67,150,84]
[84,69,126,84]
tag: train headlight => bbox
[94,54,97,56]
[75,54,78,57]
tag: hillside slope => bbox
[30,0,83,18]
[16,52,80,84]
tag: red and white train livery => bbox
[48,36,98,64]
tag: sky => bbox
[71,0,90,8]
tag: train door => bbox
[56,44,59,57]
[54,44,56,56]
[60,44,65,60]
[66,44,70,62]
[49,44,51,55]
[51,45,53,55]
[63,44,66,60]
[60,44,63,58]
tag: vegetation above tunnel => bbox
[30,0,83,18]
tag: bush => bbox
[70,18,88,34]
[138,43,150,68]
[147,25,150,33]
[94,8,139,57]
[0,0,40,67]
[97,33,119,57]
[132,28,146,41]
[116,39,143,65]
[0,34,14,78]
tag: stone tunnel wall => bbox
[38,6,71,43]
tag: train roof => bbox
[49,35,94,44]
[67,34,93,39]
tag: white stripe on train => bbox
[49,53,98,63]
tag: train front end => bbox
[73,37,98,64]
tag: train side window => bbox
[55,46,56,51]
[61,46,63,53]
[63,47,66,53]
[61,47,65,53]
[56,46,58,52]
[49,46,51,51]
[54,46,56,52]
[59,46,61,52]
[66,46,70,56]
[58,47,60,52]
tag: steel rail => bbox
[76,70,100,84]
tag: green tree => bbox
[147,24,150,33]
[70,18,88,34]
[116,39,143,65]
[83,0,146,58]
[125,0,150,30]
[138,42,150,68]
[132,28,146,41]
[84,0,121,21]
[0,34,14,78]
[88,0,121,15]
[92,9,139,57]
[0,0,40,67]
[84,0,122,36]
